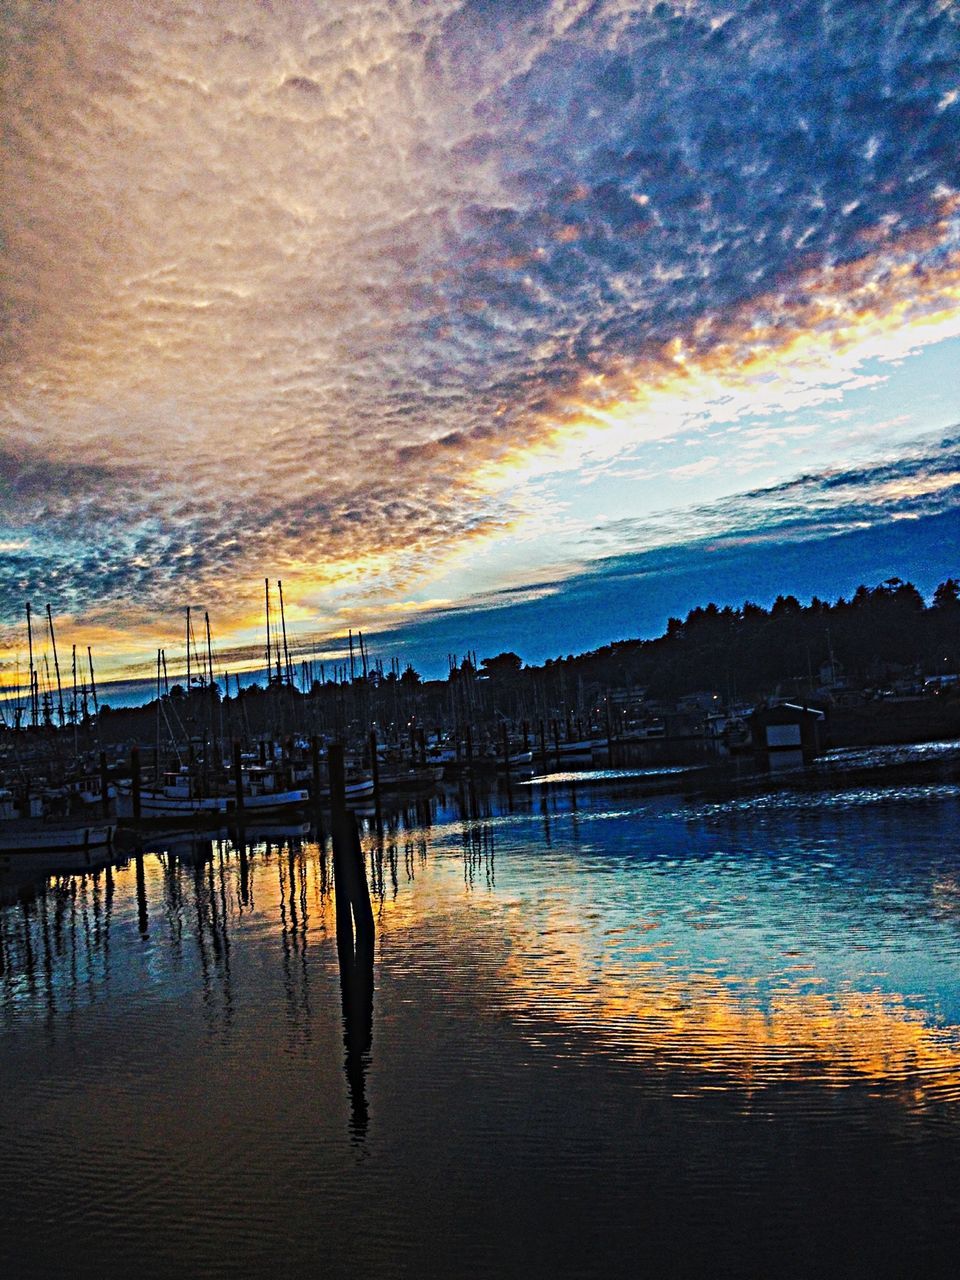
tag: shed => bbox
[751,703,826,758]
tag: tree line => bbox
[477,577,960,705]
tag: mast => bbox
[87,647,99,716]
[186,606,191,694]
[205,611,216,705]
[72,644,79,755]
[41,656,54,727]
[26,601,38,728]
[264,578,272,686]
[46,604,66,729]
[278,580,292,686]
[156,648,162,777]
[206,611,220,764]
[358,630,368,680]
[349,629,356,682]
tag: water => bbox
[2,749,960,1277]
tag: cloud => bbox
[3,0,960,661]
[594,430,960,555]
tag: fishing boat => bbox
[555,738,605,759]
[377,763,445,791]
[114,770,229,818]
[227,764,309,814]
[0,787,115,855]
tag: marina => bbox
[4,4,960,1275]
[2,745,959,1277]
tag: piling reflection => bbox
[331,805,375,1142]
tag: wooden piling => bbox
[99,750,110,819]
[311,735,322,801]
[328,741,375,956]
[233,740,245,817]
[369,728,382,819]
[130,746,142,821]
[328,741,347,813]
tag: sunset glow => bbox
[3,0,960,689]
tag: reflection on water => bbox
[2,754,960,1277]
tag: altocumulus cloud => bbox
[2,0,960,639]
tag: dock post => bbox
[311,734,322,801]
[539,719,547,770]
[501,721,510,774]
[232,740,245,817]
[328,741,347,814]
[329,739,375,965]
[99,750,110,819]
[130,746,142,821]
[369,728,382,825]
[552,719,562,769]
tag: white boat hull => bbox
[115,788,228,817]
[233,788,310,813]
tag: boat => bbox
[343,776,375,801]
[232,786,310,814]
[377,763,445,790]
[555,738,605,759]
[114,769,229,818]
[0,787,116,856]
[229,764,309,814]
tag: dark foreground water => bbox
[3,748,960,1278]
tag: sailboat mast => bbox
[46,604,66,729]
[26,601,37,728]
[205,611,215,702]
[186,606,191,694]
[278,580,292,686]
[264,578,272,685]
[156,648,162,776]
[358,630,368,680]
[72,644,78,754]
[87,647,99,716]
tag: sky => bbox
[2,0,960,697]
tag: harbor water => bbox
[2,746,960,1277]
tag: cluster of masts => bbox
[9,602,101,734]
[6,580,413,733]
[264,577,378,688]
